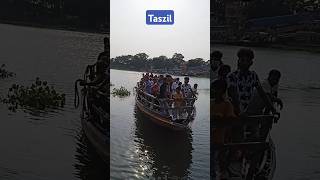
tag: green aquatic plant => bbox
[0,77,66,111]
[0,64,15,78]
[112,86,130,97]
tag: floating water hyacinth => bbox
[112,86,130,97]
[0,77,66,111]
[0,64,15,78]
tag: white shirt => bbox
[171,81,179,93]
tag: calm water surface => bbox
[110,69,210,179]
[0,24,108,179]
[213,44,320,180]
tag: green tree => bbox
[187,58,206,67]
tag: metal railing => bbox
[136,86,196,120]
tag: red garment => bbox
[151,83,160,96]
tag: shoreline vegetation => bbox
[111,53,210,78]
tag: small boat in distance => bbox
[135,81,197,131]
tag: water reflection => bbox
[133,107,193,179]
[73,130,108,180]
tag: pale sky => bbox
[110,0,210,61]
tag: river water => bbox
[110,69,210,179]
[213,44,320,180]
[0,24,108,180]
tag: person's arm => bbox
[188,86,197,98]
[256,85,275,111]
[268,93,284,110]
[255,79,280,116]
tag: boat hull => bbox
[81,117,109,163]
[136,100,188,131]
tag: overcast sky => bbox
[110,0,210,61]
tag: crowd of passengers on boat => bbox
[137,73,198,120]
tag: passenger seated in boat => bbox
[173,86,185,119]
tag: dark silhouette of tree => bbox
[111,53,209,73]
[187,58,206,68]
[172,53,185,64]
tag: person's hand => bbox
[275,98,283,110]
[273,111,280,123]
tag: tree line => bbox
[111,53,209,72]
[0,0,109,31]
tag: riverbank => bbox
[0,20,108,35]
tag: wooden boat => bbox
[80,103,109,164]
[213,115,278,180]
[135,84,196,131]
[75,64,109,164]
